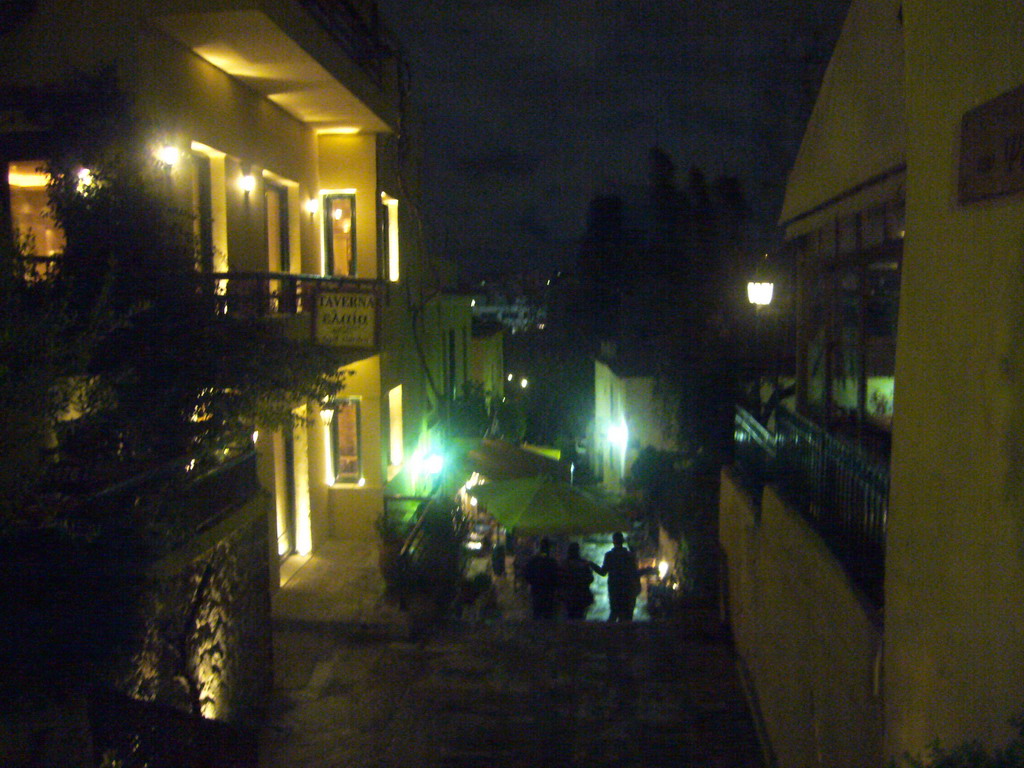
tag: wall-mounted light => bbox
[319,407,335,426]
[239,174,256,194]
[304,198,319,215]
[155,145,181,167]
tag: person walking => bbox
[522,537,560,619]
[593,532,640,622]
[560,541,596,620]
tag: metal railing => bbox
[733,405,888,604]
[207,271,380,319]
[58,449,260,553]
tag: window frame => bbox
[323,192,356,277]
[329,397,362,484]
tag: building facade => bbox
[0,0,470,588]
[720,0,1024,764]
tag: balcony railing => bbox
[733,405,888,605]
[208,271,379,317]
[50,449,260,554]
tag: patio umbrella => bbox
[468,476,630,536]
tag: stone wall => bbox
[116,492,273,726]
[719,467,883,768]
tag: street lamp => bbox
[747,280,774,306]
[747,253,774,307]
[747,253,779,420]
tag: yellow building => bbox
[720,0,1024,764]
[0,0,471,586]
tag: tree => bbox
[11,69,349,477]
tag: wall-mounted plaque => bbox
[959,82,1024,204]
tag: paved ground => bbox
[259,541,764,768]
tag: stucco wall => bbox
[720,468,883,768]
[885,2,1024,756]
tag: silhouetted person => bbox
[593,532,640,622]
[523,537,560,619]
[560,541,595,620]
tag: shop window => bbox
[330,398,361,483]
[324,193,355,276]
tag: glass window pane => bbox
[332,398,360,483]
[325,194,355,276]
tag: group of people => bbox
[520,532,641,622]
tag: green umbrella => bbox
[469,476,630,536]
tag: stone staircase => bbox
[262,610,765,767]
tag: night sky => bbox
[378,0,851,275]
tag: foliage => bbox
[492,396,527,444]
[624,446,719,598]
[0,238,71,519]
[448,380,491,438]
[3,68,349,475]
[892,719,1024,768]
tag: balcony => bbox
[13,260,383,351]
[153,0,397,132]
[733,405,888,605]
[210,271,382,350]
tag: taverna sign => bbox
[315,289,377,347]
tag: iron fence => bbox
[734,405,888,604]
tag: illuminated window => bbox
[324,193,355,276]
[388,385,404,469]
[381,195,399,282]
[330,398,361,483]
[7,160,64,256]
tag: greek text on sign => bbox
[316,290,376,347]
[959,82,1024,204]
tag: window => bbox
[7,160,63,256]
[265,180,289,273]
[388,385,404,472]
[380,194,399,281]
[189,152,215,273]
[324,193,355,276]
[798,219,902,457]
[330,398,361,483]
